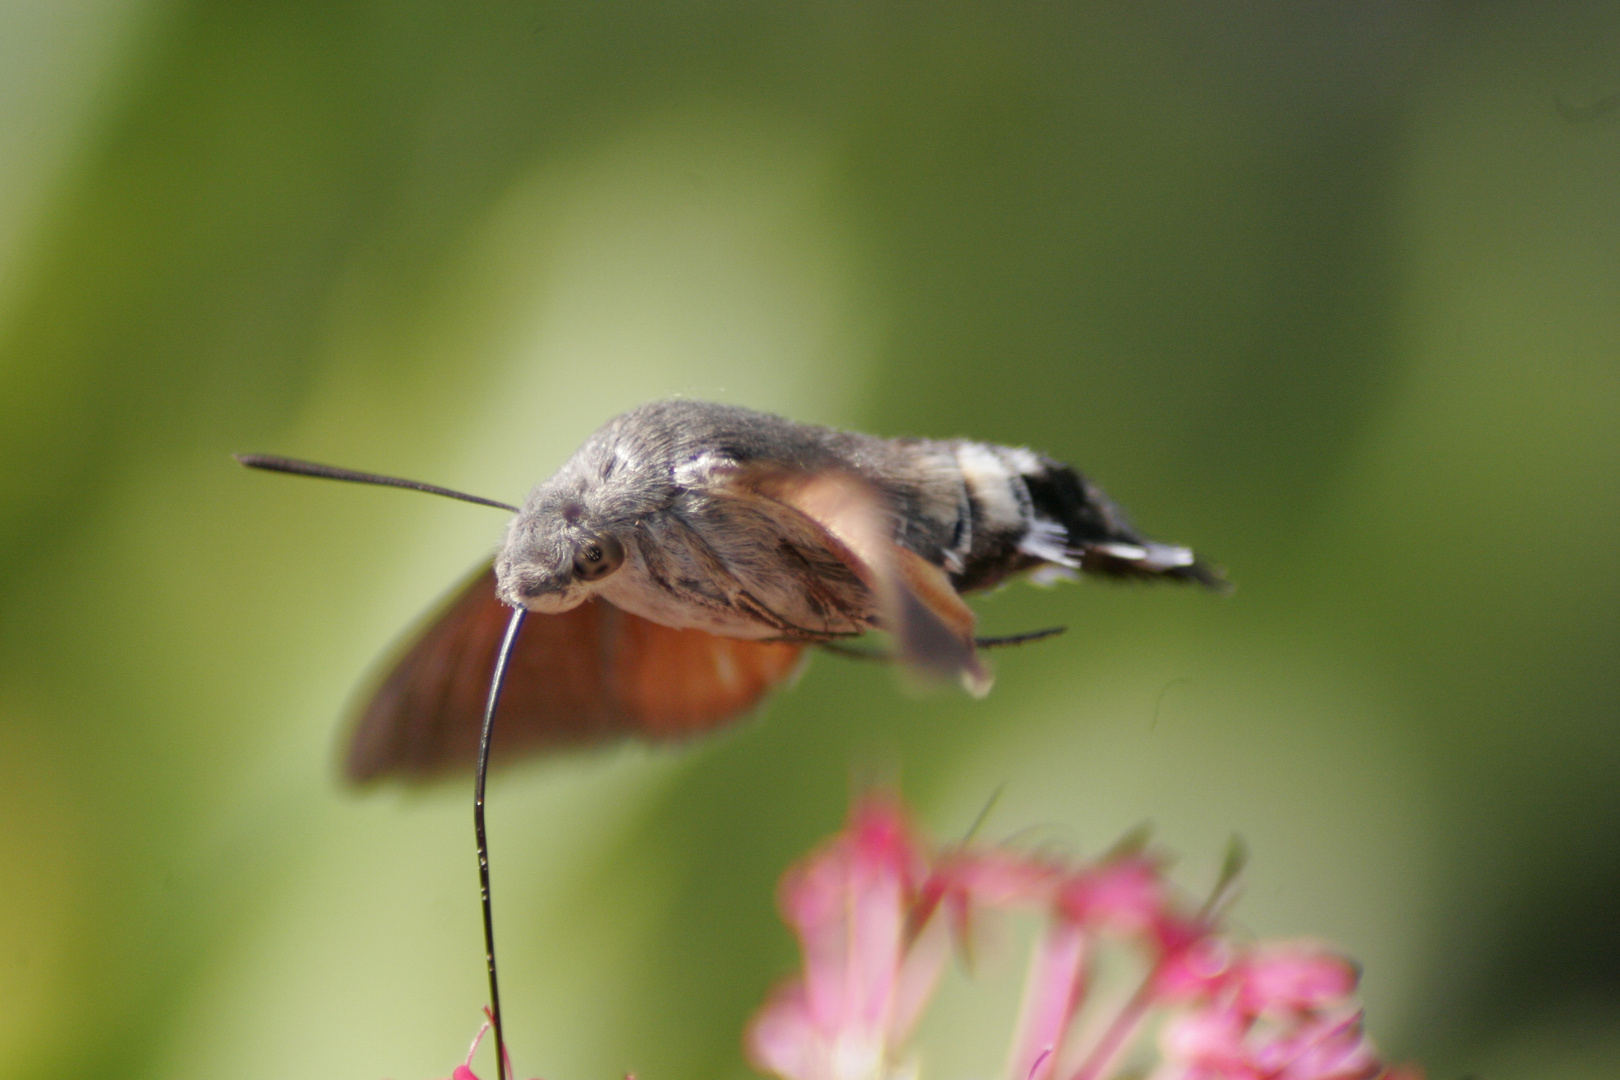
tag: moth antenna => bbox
[233,453,519,512]
[476,607,527,1080]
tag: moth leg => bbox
[818,641,894,663]
[975,626,1066,648]
[819,625,1065,664]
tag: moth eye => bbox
[572,534,624,582]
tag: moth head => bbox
[494,492,629,612]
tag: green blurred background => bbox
[0,2,1615,1077]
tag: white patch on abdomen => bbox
[1020,516,1077,566]
[1004,446,1044,474]
[954,443,1025,532]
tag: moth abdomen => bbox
[943,441,1223,593]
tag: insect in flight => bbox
[240,397,1224,1078]
[239,398,1223,783]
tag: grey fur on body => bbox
[494,399,1214,643]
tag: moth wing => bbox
[345,563,805,783]
[726,465,991,695]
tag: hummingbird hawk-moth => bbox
[240,398,1222,782]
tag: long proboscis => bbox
[234,453,519,512]
[476,607,527,1080]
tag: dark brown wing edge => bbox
[344,563,806,783]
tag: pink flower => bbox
[1157,1004,1384,1080]
[747,794,1420,1080]
[1000,915,1089,1080]
[1153,943,1391,1080]
[430,1010,541,1080]
[1055,856,1170,938]
[747,796,949,1080]
[1233,944,1361,1016]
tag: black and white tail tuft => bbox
[1020,457,1227,590]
